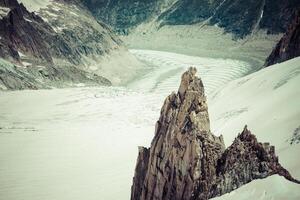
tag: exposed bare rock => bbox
[131,147,150,200]
[131,67,299,200]
[131,67,225,200]
[210,126,300,198]
[265,9,300,66]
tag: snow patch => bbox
[18,51,26,57]
[17,0,52,12]
[0,6,10,19]
[22,62,31,67]
[24,17,33,23]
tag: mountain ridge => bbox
[0,0,142,90]
[83,0,300,38]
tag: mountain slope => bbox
[82,0,177,34]
[83,0,300,38]
[0,0,142,90]
[265,10,300,66]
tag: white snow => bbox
[81,48,145,86]
[129,49,253,96]
[123,22,282,67]
[21,61,31,67]
[24,17,33,23]
[0,51,299,200]
[17,0,52,12]
[212,175,300,200]
[0,6,10,19]
[18,51,26,57]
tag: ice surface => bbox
[0,51,299,199]
[129,49,253,96]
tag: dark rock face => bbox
[82,0,164,34]
[0,0,54,63]
[209,0,265,38]
[131,68,299,200]
[260,0,300,34]
[131,147,150,200]
[265,10,300,67]
[209,0,300,37]
[160,0,300,38]
[158,0,222,26]
[83,0,300,38]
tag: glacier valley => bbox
[0,50,299,200]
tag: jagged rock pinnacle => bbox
[131,68,299,200]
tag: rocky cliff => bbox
[131,68,299,200]
[159,0,300,37]
[265,9,300,67]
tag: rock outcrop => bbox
[265,9,300,67]
[210,126,300,198]
[131,67,299,200]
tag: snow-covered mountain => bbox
[0,0,142,90]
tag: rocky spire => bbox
[131,67,299,200]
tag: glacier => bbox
[0,51,299,200]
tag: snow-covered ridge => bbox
[17,0,51,12]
